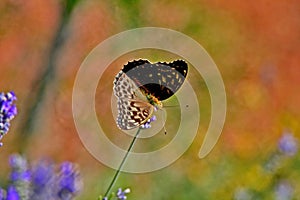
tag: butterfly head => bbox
[146,94,163,109]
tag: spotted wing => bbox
[113,71,153,130]
[116,98,153,130]
[121,59,188,100]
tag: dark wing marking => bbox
[122,60,188,100]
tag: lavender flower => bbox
[0,188,6,200]
[6,186,20,200]
[278,133,298,156]
[57,162,82,200]
[31,160,55,200]
[150,115,156,122]
[9,154,31,200]
[0,91,17,146]
[100,188,130,200]
[9,155,31,182]
[116,188,130,200]
[141,115,156,129]
[275,181,293,200]
[1,154,82,200]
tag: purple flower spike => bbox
[31,160,55,200]
[0,188,6,200]
[2,154,82,199]
[7,105,17,120]
[0,91,17,146]
[116,188,130,200]
[9,154,31,182]
[150,115,156,122]
[6,186,19,200]
[141,123,151,129]
[9,154,28,170]
[32,160,54,188]
[141,115,157,129]
[8,154,31,199]
[275,181,293,200]
[6,91,17,102]
[57,162,82,200]
[278,133,298,156]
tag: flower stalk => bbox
[101,128,141,199]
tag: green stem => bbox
[18,1,81,152]
[103,128,141,198]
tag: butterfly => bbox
[113,59,188,130]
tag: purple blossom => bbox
[116,188,130,200]
[10,170,31,183]
[9,154,26,168]
[0,91,17,146]
[275,181,293,200]
[57,162,82,200]
[8,154,31,199]
[0,188,6,200]
[100,188,130,200]
[31,160,56,200]
[141,115,156,129]
[278,133,298,156]
[141,123,151,129]
[1,154,82,200]
[6,186,19,200]
[149,115,156,122]
[9,154,31,182]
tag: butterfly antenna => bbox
[162,109,167,135]
[163,105,179,108]
[164,126,167,135]
[163,104,189,108]
[161,104,189,134]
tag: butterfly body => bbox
[113,59,188,130]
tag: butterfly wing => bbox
[113,59,188,129]
[113,71,153,130]
[122,60,188,100]
[116,98,153,130]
